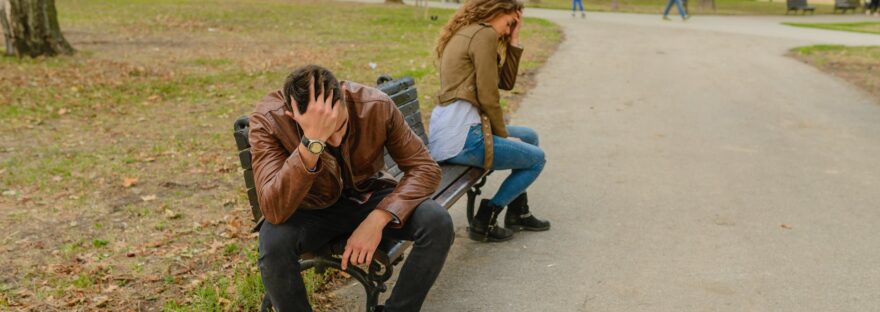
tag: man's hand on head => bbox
[284,79,343,142]
[340,209,394,271]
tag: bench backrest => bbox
[787,0,810,7]
[834,0,856,6]
[233,77,425,224]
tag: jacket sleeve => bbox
[248,113,322,225]
[375,99,442,228]
[498,44,523,91]
[470,27,510,138]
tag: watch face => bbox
[308,142,324,154]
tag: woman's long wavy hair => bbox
[435,0,524,63]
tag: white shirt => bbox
[428,99,481,162]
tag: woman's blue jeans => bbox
[572,0,585,12]
[445,125,546,207]
[663,0,688,18]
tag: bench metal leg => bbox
[466,175,490,226]
[260,253,394,312]
[302,256,389,312]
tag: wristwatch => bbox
[301,136,326,155]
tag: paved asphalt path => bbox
[335,3,880,311]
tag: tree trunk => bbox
[0,0,75,57]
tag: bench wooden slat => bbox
[239,149,252,170]
[390,88,418,107]
[246,187,261,220]
[433,166,486,209]
[243,169,255,189]
[397,99,420,117]
[383,152,395,170]
[377,77,415,98]
[435,164,471,196]
[404,110,423,128]
[386,165,402,179]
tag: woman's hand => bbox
[510,10,523,47]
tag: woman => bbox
[430,0,550,243]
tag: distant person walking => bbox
[662,0,689,21]
[868,0,879,16]
[572,0,585,18]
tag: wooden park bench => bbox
[833,0,860,13]
[233,75,490,312]
[786,0,816,14]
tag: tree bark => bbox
[0,0,74,57]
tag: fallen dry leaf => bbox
[781,224,792,229]
[102,284,119,293]
[122,177,138,188]
[92,295,109,308]
[164,208,181,219]
[141,194,157,202]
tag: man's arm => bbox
[251,83,343,224]
[248,113,322,225]
[341,97,441,270]
[374,98,442,227]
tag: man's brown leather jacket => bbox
[248,81,441,227]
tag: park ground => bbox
[528,0,839,15]
[0,0,559,311]
[3,0,880,311]
[343,2,880,311]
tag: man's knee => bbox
[258,221,301,264]
[413,200,454,246]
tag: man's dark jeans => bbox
[258,188,454,312]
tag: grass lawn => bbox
[0,0,561,310]
[790,45,880,99]
[527,0,836,15]
[784,22,880,35]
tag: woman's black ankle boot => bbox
[469,199,514,242]
[504,193,551,231]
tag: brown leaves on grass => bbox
[122,177,138,188]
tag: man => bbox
[249,65,452,311]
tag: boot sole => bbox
[467,229,514,242]
[506,224,551,232]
